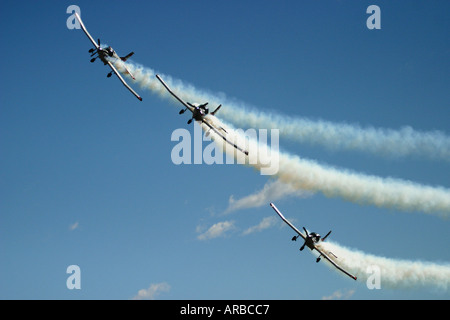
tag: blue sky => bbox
[1,1,449,299]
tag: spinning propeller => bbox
[89,39,101,62]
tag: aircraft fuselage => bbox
[302,232,322,251]
[191,105,209,122]
[96,46,117,65]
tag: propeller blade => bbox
[98,38,101,46]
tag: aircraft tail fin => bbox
[211,104,222,116]
[120,52,134,61]
[322,230,332,241]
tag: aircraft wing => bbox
[314,245,357,280]
[270,203,306,241]
[155,74,194,113]
[74,12,99,49]
[201,117,249,156]
[106,61,143,101]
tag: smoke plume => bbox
[317,241,450,290]
[114,60,450,217]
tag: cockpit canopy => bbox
[309,232,321,242]
[105,46,115,56]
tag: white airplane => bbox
[156,74,249,156]
[270,203,357,281]
[74,12,142,101]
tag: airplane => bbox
[155,74,249,156]
[270,202,357,280]
[74,12,142,101]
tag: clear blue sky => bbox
[1,1,449,299]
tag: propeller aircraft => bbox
[270,203,357,280]
[156,74,249,156]
[74,12,142,101]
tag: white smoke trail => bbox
[274,152,450,216]
[226,179,312,214]
[114,60,450,216]
[209,115,450,216]
[116,61,450,289]
[117,60,450,161]
[219,108,450,162]
[317,241,450,290]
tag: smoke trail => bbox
[274,152,450,216]
[117,60,450,161]
[219,108,450,162]
[114,61,450,289]
[317,241,450,290]
[226,179,312,214]
[114,60,450,216]
[207,115,450,216]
